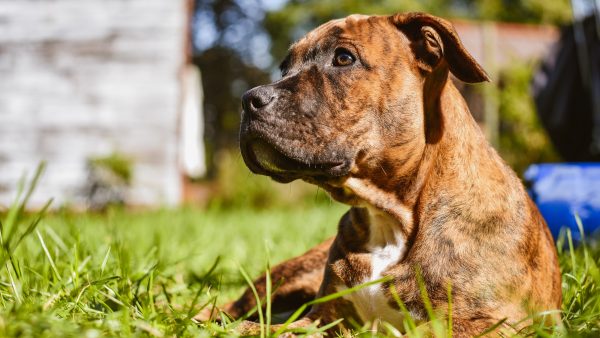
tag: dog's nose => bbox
[242,86,275,114]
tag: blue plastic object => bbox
[524,163,600,242]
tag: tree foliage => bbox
[193,0,273,176]
[264,0,572,63]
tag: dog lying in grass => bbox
[196,12,562,336]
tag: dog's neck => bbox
[342,78,513,238]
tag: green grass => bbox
[0,167,599,337]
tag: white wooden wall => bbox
[0,0,187,207]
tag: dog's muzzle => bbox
[239,85,352,183]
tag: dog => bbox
[195,12,562,336]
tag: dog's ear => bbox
[390,12,490,83]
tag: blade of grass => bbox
[148,269,156,316]
[36,229,61,281]
[447,282,453,338]
[567,229,577,275]
[186,256,220,319]
[265,257,272,335]
[381,321,403,337]
[390,284,418,334]
[44,226,68,254]
[415,266,444,337]
[6,163,46,243]
[101,246,111,275]
[574,214,591,275]
[6,262,21,304]
[574,213,585,244]
[2,198,53,275]
[238,264,265,338]
[2,174,26,245]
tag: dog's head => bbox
[240,12,488,199]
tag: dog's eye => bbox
[333,49,355,67]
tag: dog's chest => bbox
[341,209,408,327]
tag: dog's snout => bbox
[242,86,275,114]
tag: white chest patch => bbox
[342,207,409,328]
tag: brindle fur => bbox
[195,12,562,337]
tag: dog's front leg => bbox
[194,238,333,322]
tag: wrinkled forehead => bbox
[304,14,370,39]
[283,14,391,64]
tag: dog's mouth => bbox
[241,138,351,183]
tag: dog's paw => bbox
[231,320,263,336]
[278,332,322,338]
[232,318,323,337]
[192,306,223,323]
[233,321,323,338]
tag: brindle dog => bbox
[196,12,562,337]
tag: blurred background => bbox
[3,3,600,335]
[0,0,598,213]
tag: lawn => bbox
[0,176,346,337]
[1,173,600,337]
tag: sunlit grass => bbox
[0,166,599,337]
